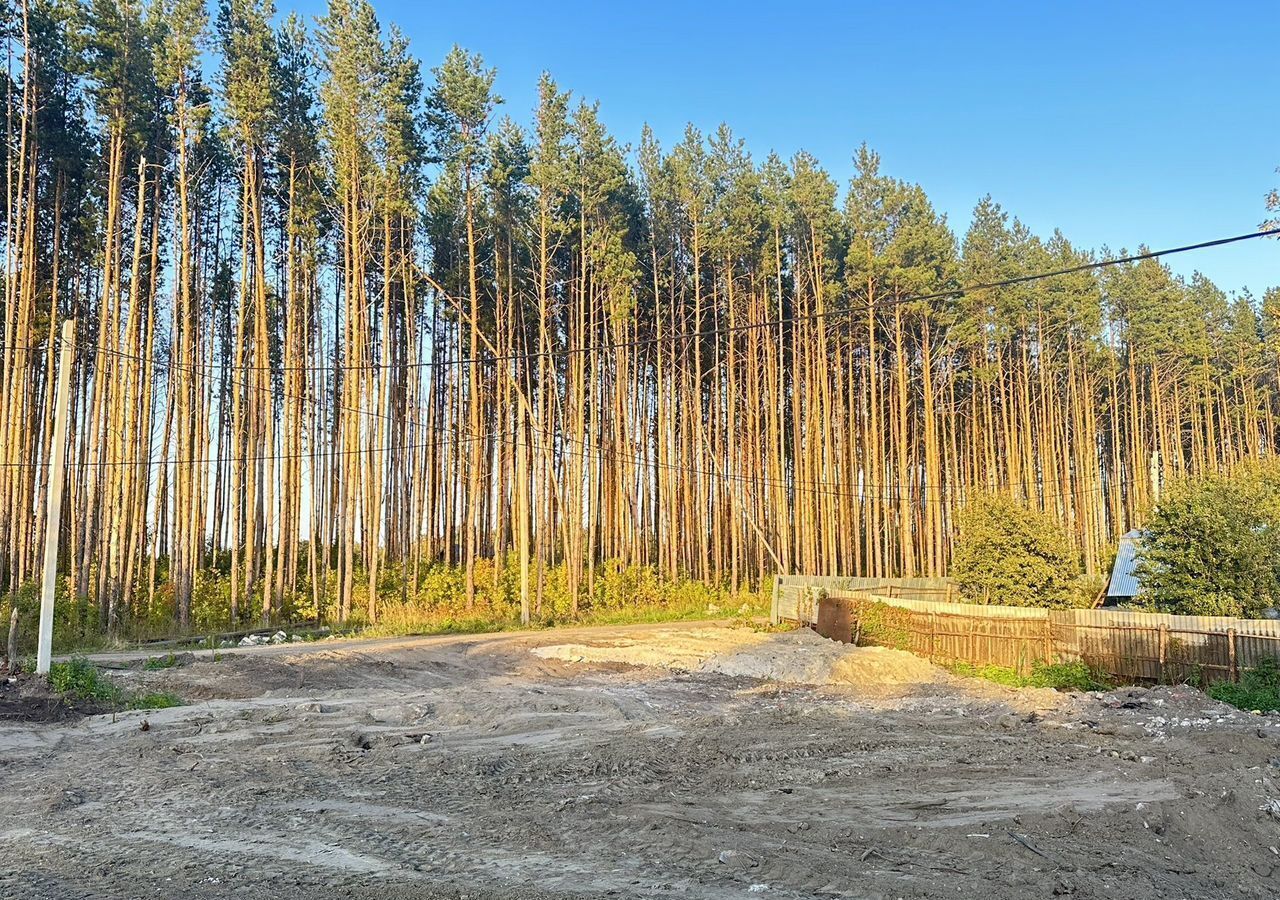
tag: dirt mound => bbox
[531,625,946,686]
[0,673,110,723]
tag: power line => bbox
[47,424,496,471]
[6,223,1277,385]
[0,385,1138,510]
[89,225,1277,376]
[3,225,1259,514]
[62,222,1280,439]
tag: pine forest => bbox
[3,0,1279,637]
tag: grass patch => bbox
[143,653,180,670]
[38,561,772,656]
[1029,661,1112,691]
[949,661,1027,687]
[49,657,184,711]
[335,609,518,641]
[129,691,183,710]
[1208,657,1280,713]
[949,659,1111,692]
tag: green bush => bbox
[49,658,184,710]
[952,493,1083,608]
[49,658,123,704]
[1208,657,1280,712]
[1137,462,1280,618]
[1028,660,1111,691]
[846,597,914,650]
[0,576,94,655]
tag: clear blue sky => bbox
[291,0,1278,296]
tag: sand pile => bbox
[532,625,946,686]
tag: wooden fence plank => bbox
[807,587,1280,685]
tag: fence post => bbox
[1228,629,1238,682]
[928,612,936,661]
[1157,625,1168,684]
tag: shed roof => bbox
[1107,530,1145,598]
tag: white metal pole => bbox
[36,319,75,677]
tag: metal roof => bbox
[1107,530,1145,598]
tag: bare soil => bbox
[0,671,111,723]
[531,626,947,686]
[3,621,1280,899]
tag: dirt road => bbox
[3,622,1280,899]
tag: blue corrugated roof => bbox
[1107,530,1144,598]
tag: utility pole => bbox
[36,319,75,677]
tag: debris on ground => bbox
[3,623,1280,900]
[236,630,303,647]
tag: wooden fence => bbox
[787,581,1280,684]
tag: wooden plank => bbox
[1229,629,1238,682]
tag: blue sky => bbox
[290,0,1278,296]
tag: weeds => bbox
[143,653,180,670]
[1029,661,1112,691]
[48,657,184,711]
[949,659,1111,692]
[949,662,1027,687]
[128,692,183,710]
[49,658,122,704]
[1208,657,1280,713]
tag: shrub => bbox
[846,597,914,650]
[1028,660,1110,691]
[952,493,1083,608]
[950,659,1110,691]
[1137,463,1280,618]
[49,658,123,704]
[49,658,184,710]
[340,559,767,637]
[1208,657,1280,712]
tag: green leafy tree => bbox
[952,493,1082,608]
[1136,464,1280,617]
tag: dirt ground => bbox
[0,674,111,724]
[3,621,1280,900]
